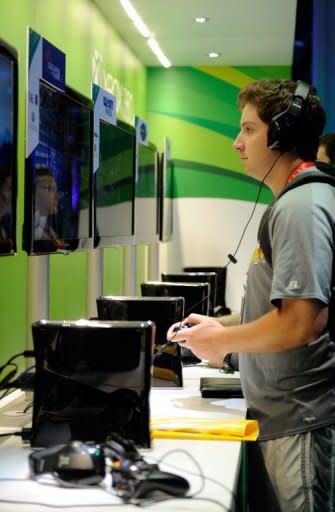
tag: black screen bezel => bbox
[158,150,174,242]
[0,39,18,256]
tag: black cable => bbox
[0,366,18,390]
[0,350,34,374]
[0,428,32,440]
[0,351,36,393]
[147,447,236,505]
[1,372,35,391]
[22,401,33,414]
[226,152,284,266]
[0,431,25,438]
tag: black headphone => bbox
[267,80,312,152]
[29,441,106,486]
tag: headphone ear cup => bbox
[267,117,281,150]
[267,80,311,152]
[268,111,297,152]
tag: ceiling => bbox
[93,0,298,67]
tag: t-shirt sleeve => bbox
[269,183,334,307]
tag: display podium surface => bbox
[0,366,246,512]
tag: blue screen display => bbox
[0,52,15,253]
[25,80,92,254]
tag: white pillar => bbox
[148,241,160,281]
[86,248,103,319]
[26,255,49,350]
[123,245,136,295]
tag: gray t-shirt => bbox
[240,170,335,440]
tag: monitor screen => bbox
[0,40,18,256]
[94,119,135,247]
[23,80,93,255]
[97,295,185,387]
[31,319,153,448]
[134,142,158,244]
[184,266,229,314]
[158,148,174,242]
[141,281,210,317]
[161,272,217,316]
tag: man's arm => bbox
[216,312,240,326]
[167,298,328,367]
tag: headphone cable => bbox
[227,152,283,265]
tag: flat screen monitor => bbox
[134,141,158,244]
[97,295,184,387]
[141,281,209,317]
[158,148,174,242]
[94,119,135,247]
[184,266,230,315]
[31,319,154,448]
[23,80,93,255]
[141,281,209,365]
[161,272,217,316]
[0,40,18,256]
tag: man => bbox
[317,132,335,165]
[34,167,60,240]
[168,80,335,511]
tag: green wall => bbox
[147,65,291,203]
[0,0,147,368]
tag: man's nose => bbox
[233,133,243,150]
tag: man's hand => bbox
[167,314,228,367]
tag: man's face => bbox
[233,103,276,181]
[35,175,59,215]
[0,175,12,207]
[316,144,330,164]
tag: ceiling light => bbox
[147,38,171,68]
[120,0,151,37]
[133,17,151,38]
[209,52,220,58]
[120,0,171,67]
[194,17,208,23]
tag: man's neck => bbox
[266,156,307,196]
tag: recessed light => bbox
[194,17,208,23]
[209,52,220,58]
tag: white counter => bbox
[0,366,245,512]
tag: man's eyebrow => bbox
[241,120,257,127]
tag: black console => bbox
[31,319,154,448]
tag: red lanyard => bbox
[286,161,315,185]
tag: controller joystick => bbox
[173,322,194,332]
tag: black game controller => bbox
[172,323,201,364]
[173,322,194,332]
[104,434,190,501]
[132,469,190,499]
